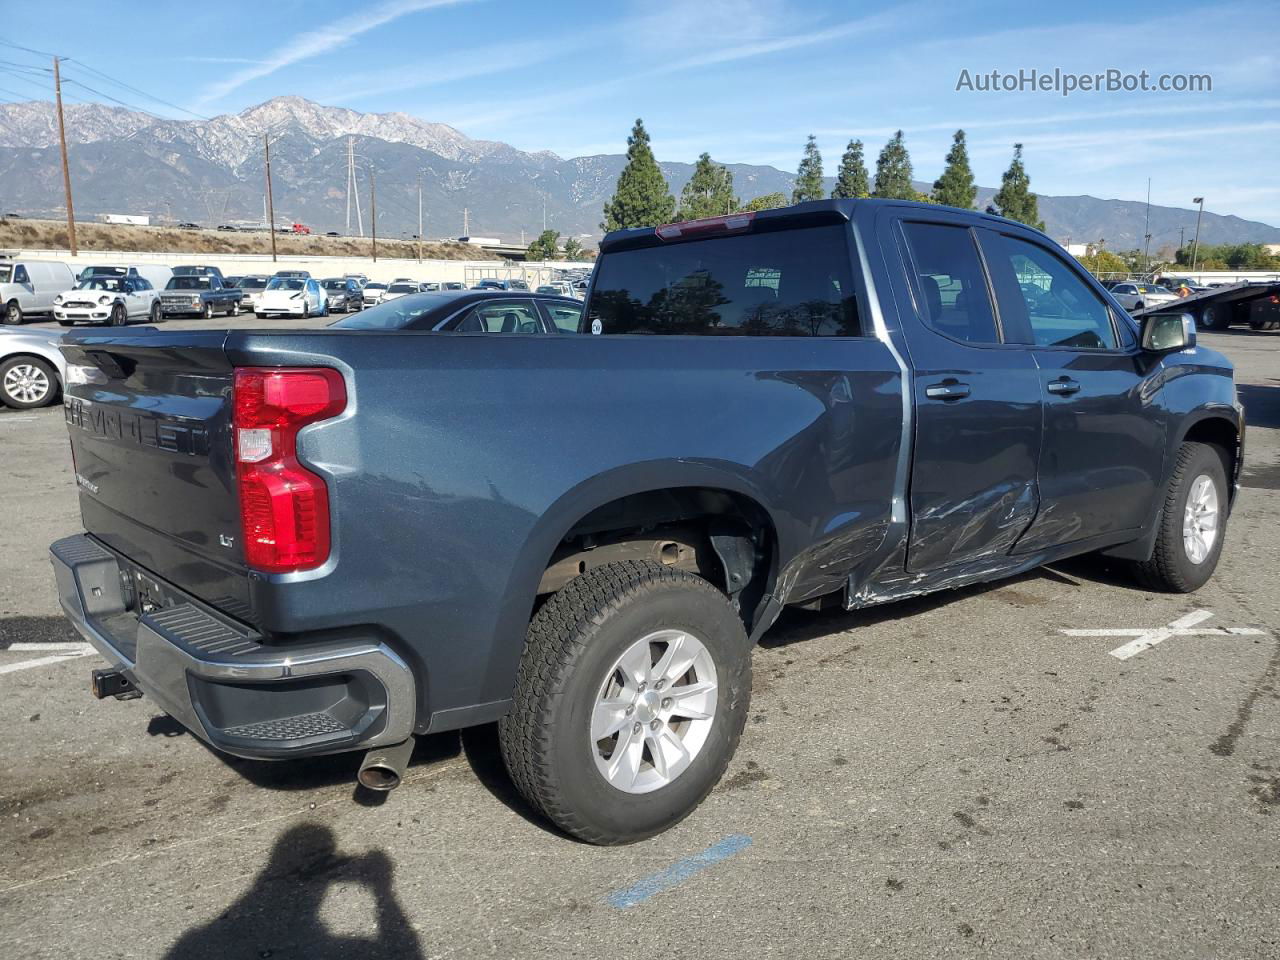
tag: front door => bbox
[978,229,1165,550]
[888,215,1044,574]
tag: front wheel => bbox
[228,299,240,317]
[1130,442,1229,592]
[109,303,127,326]
[499,560,750,844]
[201,301,214,320]
[149,301,162,324]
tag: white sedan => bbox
[1109,282,1180,313]
[254,277,326,318]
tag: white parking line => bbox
[7,642,96,652]
[1060,609,1266,660]
[0,648,97,676]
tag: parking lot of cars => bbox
[0,321,1277,958]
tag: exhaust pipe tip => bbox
[356,737,415,792]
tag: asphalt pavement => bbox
[0,323,1277,960]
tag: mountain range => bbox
[1,95,1276,251]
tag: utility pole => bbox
[462,207,469,238]
[1190,197,1205,272]
[264,133,277,262]
[52,57,77,256]
[369,167,377,262]
[417,171,423,263]
[1179,226,1185,257]
[1143,178,1151,268]
[345,137,353,235]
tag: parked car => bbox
[0,327,65,408]
[419,282,440,292]
[320,278,362,313]
[48,199,1241,844]
[273,270,311,279]
[176,222,201,230]
[1110,282,1180,312]
[331,290,584,333]
[361,282,388,307]
[536,282,579,299]
[441,281,464,291]
[78,263,173,292]
[53,275,161,326]
[380,281,420,302]
[236,275,271,312]
[172,265,226,281]
[159,274,244,318]
[224,275,244,289]
[344,274,369,288]
[472,278,529,291]
[0,259,77,324]
[254,276,325,318]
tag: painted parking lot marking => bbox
[605,834,752,909]
[0,642,96,676]
[1060,609,1266,660]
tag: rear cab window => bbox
[898,221,999,344]
[587,223,862,336]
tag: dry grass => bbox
[0,218,501,261]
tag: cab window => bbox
[544,301,583,333]
[899,222,999,344]
[987,234,1116,349]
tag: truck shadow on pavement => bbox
[163,822,425,960]
[1236,382,1280,430]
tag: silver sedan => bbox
[1109,282,1180,312]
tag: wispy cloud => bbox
[192,0,474,108]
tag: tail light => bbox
[233,367,347,573]
[655,212,754,241]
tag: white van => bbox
[0,259,78,324]
[77,263,174,293]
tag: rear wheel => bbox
[499,560,750,844]
[0,356,59,409]
[1130,442,1228,592]
[3,300,22,325]
[1199,304,1225,330]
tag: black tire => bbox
[498,560,750,845]
[1133,301,1144,312]
[201,301,214,320]
[1199,304,1224,330]
[58,320,74,327]
[3,300,22,325]
[109,303,126,326]
[0,356,59,409]
[1130,442,1228,592]
[149,301,162,324]
[228,299,240,317]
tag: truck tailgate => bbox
[60,331,251,618]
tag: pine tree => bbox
[872,130,915,200]
[601,118,675,232]
[831,139,869,199]
[931,130,977,209]
[791,135,824,203]
[562,236,584,260]
[526,229,561,260]
[677,153,738,220]
[745,192,788,211]
[989,143,1044,230]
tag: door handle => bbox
[925,380,971,401]
[1046,377,1081,396]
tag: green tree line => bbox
[598,119,1046,233]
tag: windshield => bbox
[0,265,10,282]
[366,283,387,291]
[322,280,348,290]
[330,292,459,330]
[588,224,861,336]
[241,277,268,290]
[77,277,125,292]
[84,267,126,277]
[167,276,211,290]
[267,278,305,291]
[388,283,417,293]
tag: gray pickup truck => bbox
[159,274,243,318]
[49,199,1243,844]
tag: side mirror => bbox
[1142,312,1196,353]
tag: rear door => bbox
[59,331,249,614]
[978,229,1165,550]
[883,211,1044,574]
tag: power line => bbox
[67,58,208,120]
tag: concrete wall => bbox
[6,247,593,286]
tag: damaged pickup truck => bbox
[49,199,1243,844]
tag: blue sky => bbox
[3,0,1278,225]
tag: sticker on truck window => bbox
[591,318,602,335]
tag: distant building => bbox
[1063,243,1089,256]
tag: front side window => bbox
[989,234,1116,349]
[587,224,860,336]
[454,300,542,333]
[899,222,999,344]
